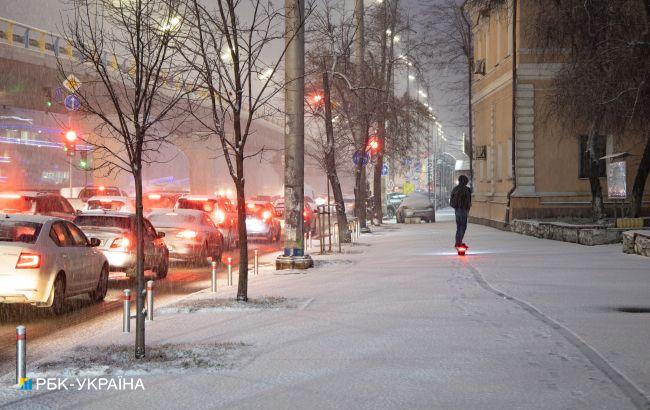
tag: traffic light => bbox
[367,136,381,154]
[64,129,77,157]
[79,150,88,169]
[43,87,53,110]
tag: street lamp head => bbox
[408,74,415,80]
[65,130,77,142]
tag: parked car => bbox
[175,195,238,248]
[82,196,135,213]
[0,214,108,314]
[148,209,224,264]
[246,201,281,242]
[0,191,76,220]
[386,192,407,218]
[396,192,435,223]
[73,212,169,279]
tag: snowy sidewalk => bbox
[2,219,649,409]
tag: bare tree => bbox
[184,0,309,300]
[305,0,355,243]
[60,0,191,358]
[530,0,650,219]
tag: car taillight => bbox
[110,237,131,249]
[303,211,309,218]
[16,253,41,269]
[148,194,161,200]
[177,229,198,239]
[214,210,226,224]
[262,210,271,220]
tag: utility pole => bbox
[354,0,371,233]
[277,0,313,270]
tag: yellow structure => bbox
[466,0,649,227]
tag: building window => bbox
[578,135,606,178]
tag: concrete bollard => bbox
[211,261,218,293]
[122,289,131,333]
[227,257,233,286]
[15,326,26,384]
[146,281,154,321]
[254,249,259,275]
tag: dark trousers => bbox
[455,208,468,245]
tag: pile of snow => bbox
[157,296,308,314]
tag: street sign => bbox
[64,94,81,111]
[381,163,389,176]
[63,74,82,93]
[53,86,66,103]
[607,161,627,199]
[353,150,370,166]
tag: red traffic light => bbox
[367,136,381,153]
[65,130,78,142]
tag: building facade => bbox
[467,0,649,227]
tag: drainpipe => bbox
[505,0,517,227]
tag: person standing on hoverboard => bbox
[450,175,472,249]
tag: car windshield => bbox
[149,212,197,227]
[73,215,132,229]
[79,188,122,201]
[177,198,216,212]
[401,193,432,208]
[0,221,42,243]
[87,200,126,211]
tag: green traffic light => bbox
[46,101,52,107]
[79,160,88,168]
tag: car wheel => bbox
[90,264,109,302]
[156,257,169,279]
[51,274,66,315]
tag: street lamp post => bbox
[277,0,313,270]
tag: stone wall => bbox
[622,231,650,257]
[510,219,626,245]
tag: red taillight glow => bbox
[0,193,21,199]
[176,229,198,239]
[148,194,161,200]
[110,237,131,249]
[262,210,271,220]
[214,209,226,224]
[15,253,41,269]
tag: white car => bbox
[83,196,135,213]
[0,214,108,314]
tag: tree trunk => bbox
[133,167,146,359]
[235,154,248,301]
[373,153,383,224]
[587,123,605,221]
[629,133,650,217]
[322,70,351,243]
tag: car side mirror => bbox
[89,237,101,247]
[157,232,165,238]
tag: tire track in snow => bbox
[459,259,650,410]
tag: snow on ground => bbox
[1,213,649,409]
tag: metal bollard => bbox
[146,281,154,321]
[304,232,308,250]
[211,261,218,292]
[308,231,312,249]
[227,257,233,286]
[16,326,26,384]
[254,249,259,275]
[122,289,131,333]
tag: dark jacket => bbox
[450,176,471,210]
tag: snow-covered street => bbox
[2,215,649,409]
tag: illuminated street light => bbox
[408,74,415,80]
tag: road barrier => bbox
[15,326,26,384]
[122,289,131,333]
[254,249,259,275]
[227,257,233,286]
[146,281,154,321]
[211,261,218,292]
